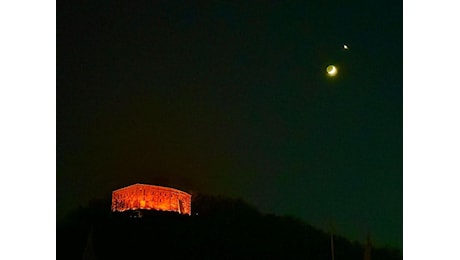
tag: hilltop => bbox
[57,194,402,260]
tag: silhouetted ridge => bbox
[57,194,402,260]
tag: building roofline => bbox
[112,183,191,196]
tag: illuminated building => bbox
[111,183,191,215]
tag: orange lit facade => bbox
[111,184,191,215]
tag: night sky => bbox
[57,0,402,249]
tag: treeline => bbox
[57,194,402,260]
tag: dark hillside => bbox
[57,195,401,260]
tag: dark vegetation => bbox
[57,194,402,260]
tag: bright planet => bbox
[326,65,337,76]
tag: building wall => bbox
[111,184,192,215]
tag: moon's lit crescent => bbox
[326,65,337,76]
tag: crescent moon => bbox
[326,65,337,76]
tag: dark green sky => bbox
[58,0,402,248]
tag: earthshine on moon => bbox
[326,65,337,76]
